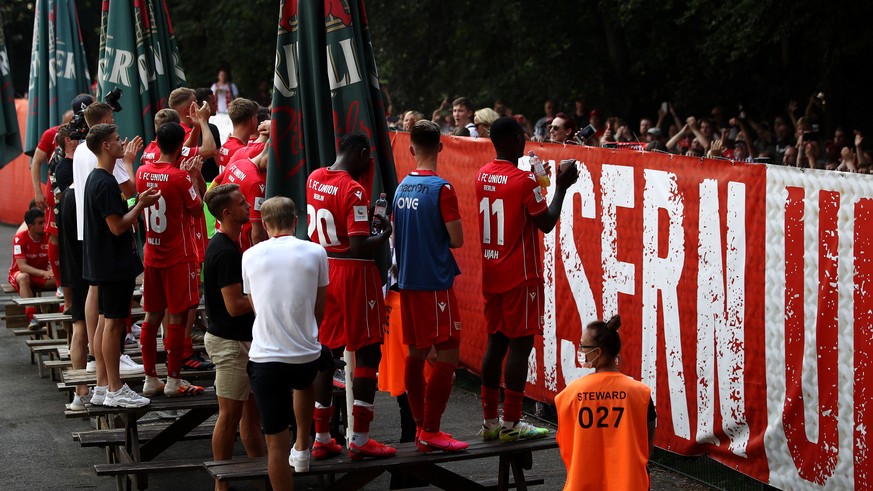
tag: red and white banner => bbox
[389,132,873,489]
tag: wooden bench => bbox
[206,435,559,491]
[62,367,215,389]
[2,283,17,294]
[26,338,67,378]
[74,423,216,447]
[12,327,47,337]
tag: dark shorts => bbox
[97,279,135,319]
[248,359,319,434]
[66,285,88,323]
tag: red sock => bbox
[48,242,60,287]
[182,335,194,359]
[140,322,158,377]
[481,386,500,421]
[503,389,524,424]
[404,357,426,425]
[165,324,184,378]
[423,361,455,432]
[314,406,333,434]
[352,404,374,433]
[25,307,36,321]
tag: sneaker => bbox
[498,420,550,442]
[312,439,343,460]
[348,438,397,460]
[124,333,138,347]
[156,409,179,419]
[28,318,40,331]
[85,357,96,373]
[90,386,108,406]
[104,384,150,408]
[142,376,165,397]
[480,420,502,441]
[131,321,142,339]
[164,378,204,397]
[289,446,311,472]
[182,353,215,371]
[418,430,468,453]
[69,394,86,411]
[190,330,205,344]
[119,354,144,375]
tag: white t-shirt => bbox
[210,82,239,113]
[242,235,328,364]
[72,143,131,240]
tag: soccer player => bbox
[140,105,215,169]
[242,197,327,489]
[203,184,264,491]
[306,132,395,460]
[476,117,578,440]
[555,316,656,490]
[217,98,259,175]
[393,120,467,452]
[82,124,160,408]
[210,155,265,251]
[8,208,54,327]
[136,122,207,398]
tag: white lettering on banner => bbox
[274,43,299,97]
[108,48,134,87]
[327,37,362,91]
[696,180,749,456]
[641,169,690,440]
[62,51,76,79]
[601,165,635,318]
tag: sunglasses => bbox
[579,345,599,350]
[549,125,565,131]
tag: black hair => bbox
[489,117,523,146]
[587,315,622,358]
[195,88,213,104]
[156,122,186,155]
[338,131,369,154]
[24,207,45,225]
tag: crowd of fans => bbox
[384,93,870,173]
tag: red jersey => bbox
[136,161,202,267]
[217,158,265,251]
[37,126,59,155]
[230,140,266,165]
[217,136,247,173]
[475,159,548,293]
[306,167,370,254]
[9,230,49,277]
[141,140,200,168]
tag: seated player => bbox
[8,208,54,328]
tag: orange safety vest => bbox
[555,371,652,491]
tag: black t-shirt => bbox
[82,168,144,283]
[201,123,223,182]
[204,231,254,341]
[57,188,84,287]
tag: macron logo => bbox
[368,300,376,310]
[438,302,446,312]
[355,190,363,200]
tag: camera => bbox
[105,88,123,112]
[68,112,88,140]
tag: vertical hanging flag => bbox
[97,0,186,150]
[24,0,91,156]
[1,12,23,168]
[267,0,398,237]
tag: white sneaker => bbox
[104,384,150,408]
[290,446,311,472]
[56,287,64,298]
[143,376,165,397]
[131,322,142,339]
[124,333,138,347]
[69,394,86,411]
[86,358,96,373]
[119,354,144,375]
[90,385,108,406]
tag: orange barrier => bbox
[0,100,35,225]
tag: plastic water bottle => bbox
[529,151,550,188]
[372,192,388,234]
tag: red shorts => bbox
[142,261,200,315]
[400,288,462,350]
[321,258,385,351]
[484,282,544,338]
[44,206,58,236]
[8,272,48,292]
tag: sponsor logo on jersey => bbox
[533,187,544,203]
[13,245,21,255]
[254,197,265,211]
[189,186,198,200]
[353,205,368,222]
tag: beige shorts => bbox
[204,332,251,401]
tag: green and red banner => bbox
[97,0,185,150]
[267,0,397,236]
[1,13,23,168]
[24,0,91,157]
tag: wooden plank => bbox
[12,327,46,336]
[2,283,17,293]
[206,436,558,481]
[12,296,64,307]
[25,338,67,347]
[140,407,218,461]
[93,458,205,476]
[62,366,214,387]
[74,424,216,447]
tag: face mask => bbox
[578,347,600,369]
